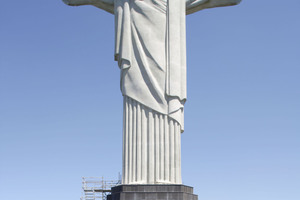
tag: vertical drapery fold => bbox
[122,96,182,184]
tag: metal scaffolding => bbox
[80,177,121,200]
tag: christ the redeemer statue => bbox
[63,0,241,185]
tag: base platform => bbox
[107,185,198,200]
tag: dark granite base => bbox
[107,185,198,200]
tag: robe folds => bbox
[114,0,187,131]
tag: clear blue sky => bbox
[1,1,299,200]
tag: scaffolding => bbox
[80,177,121,200]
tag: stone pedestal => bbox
[107,185,198,200]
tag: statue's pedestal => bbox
[107,185,198,200]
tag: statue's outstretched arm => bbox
[186,0,242,15]
[63,0,114,14]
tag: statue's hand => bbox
[63,0,114,13]
[187,0,241,14]
[63,0,94,6]
[207,0,242,7]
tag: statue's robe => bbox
[115,0,186,136]
[117,0,187,184]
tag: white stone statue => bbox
[63,0,241,185]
